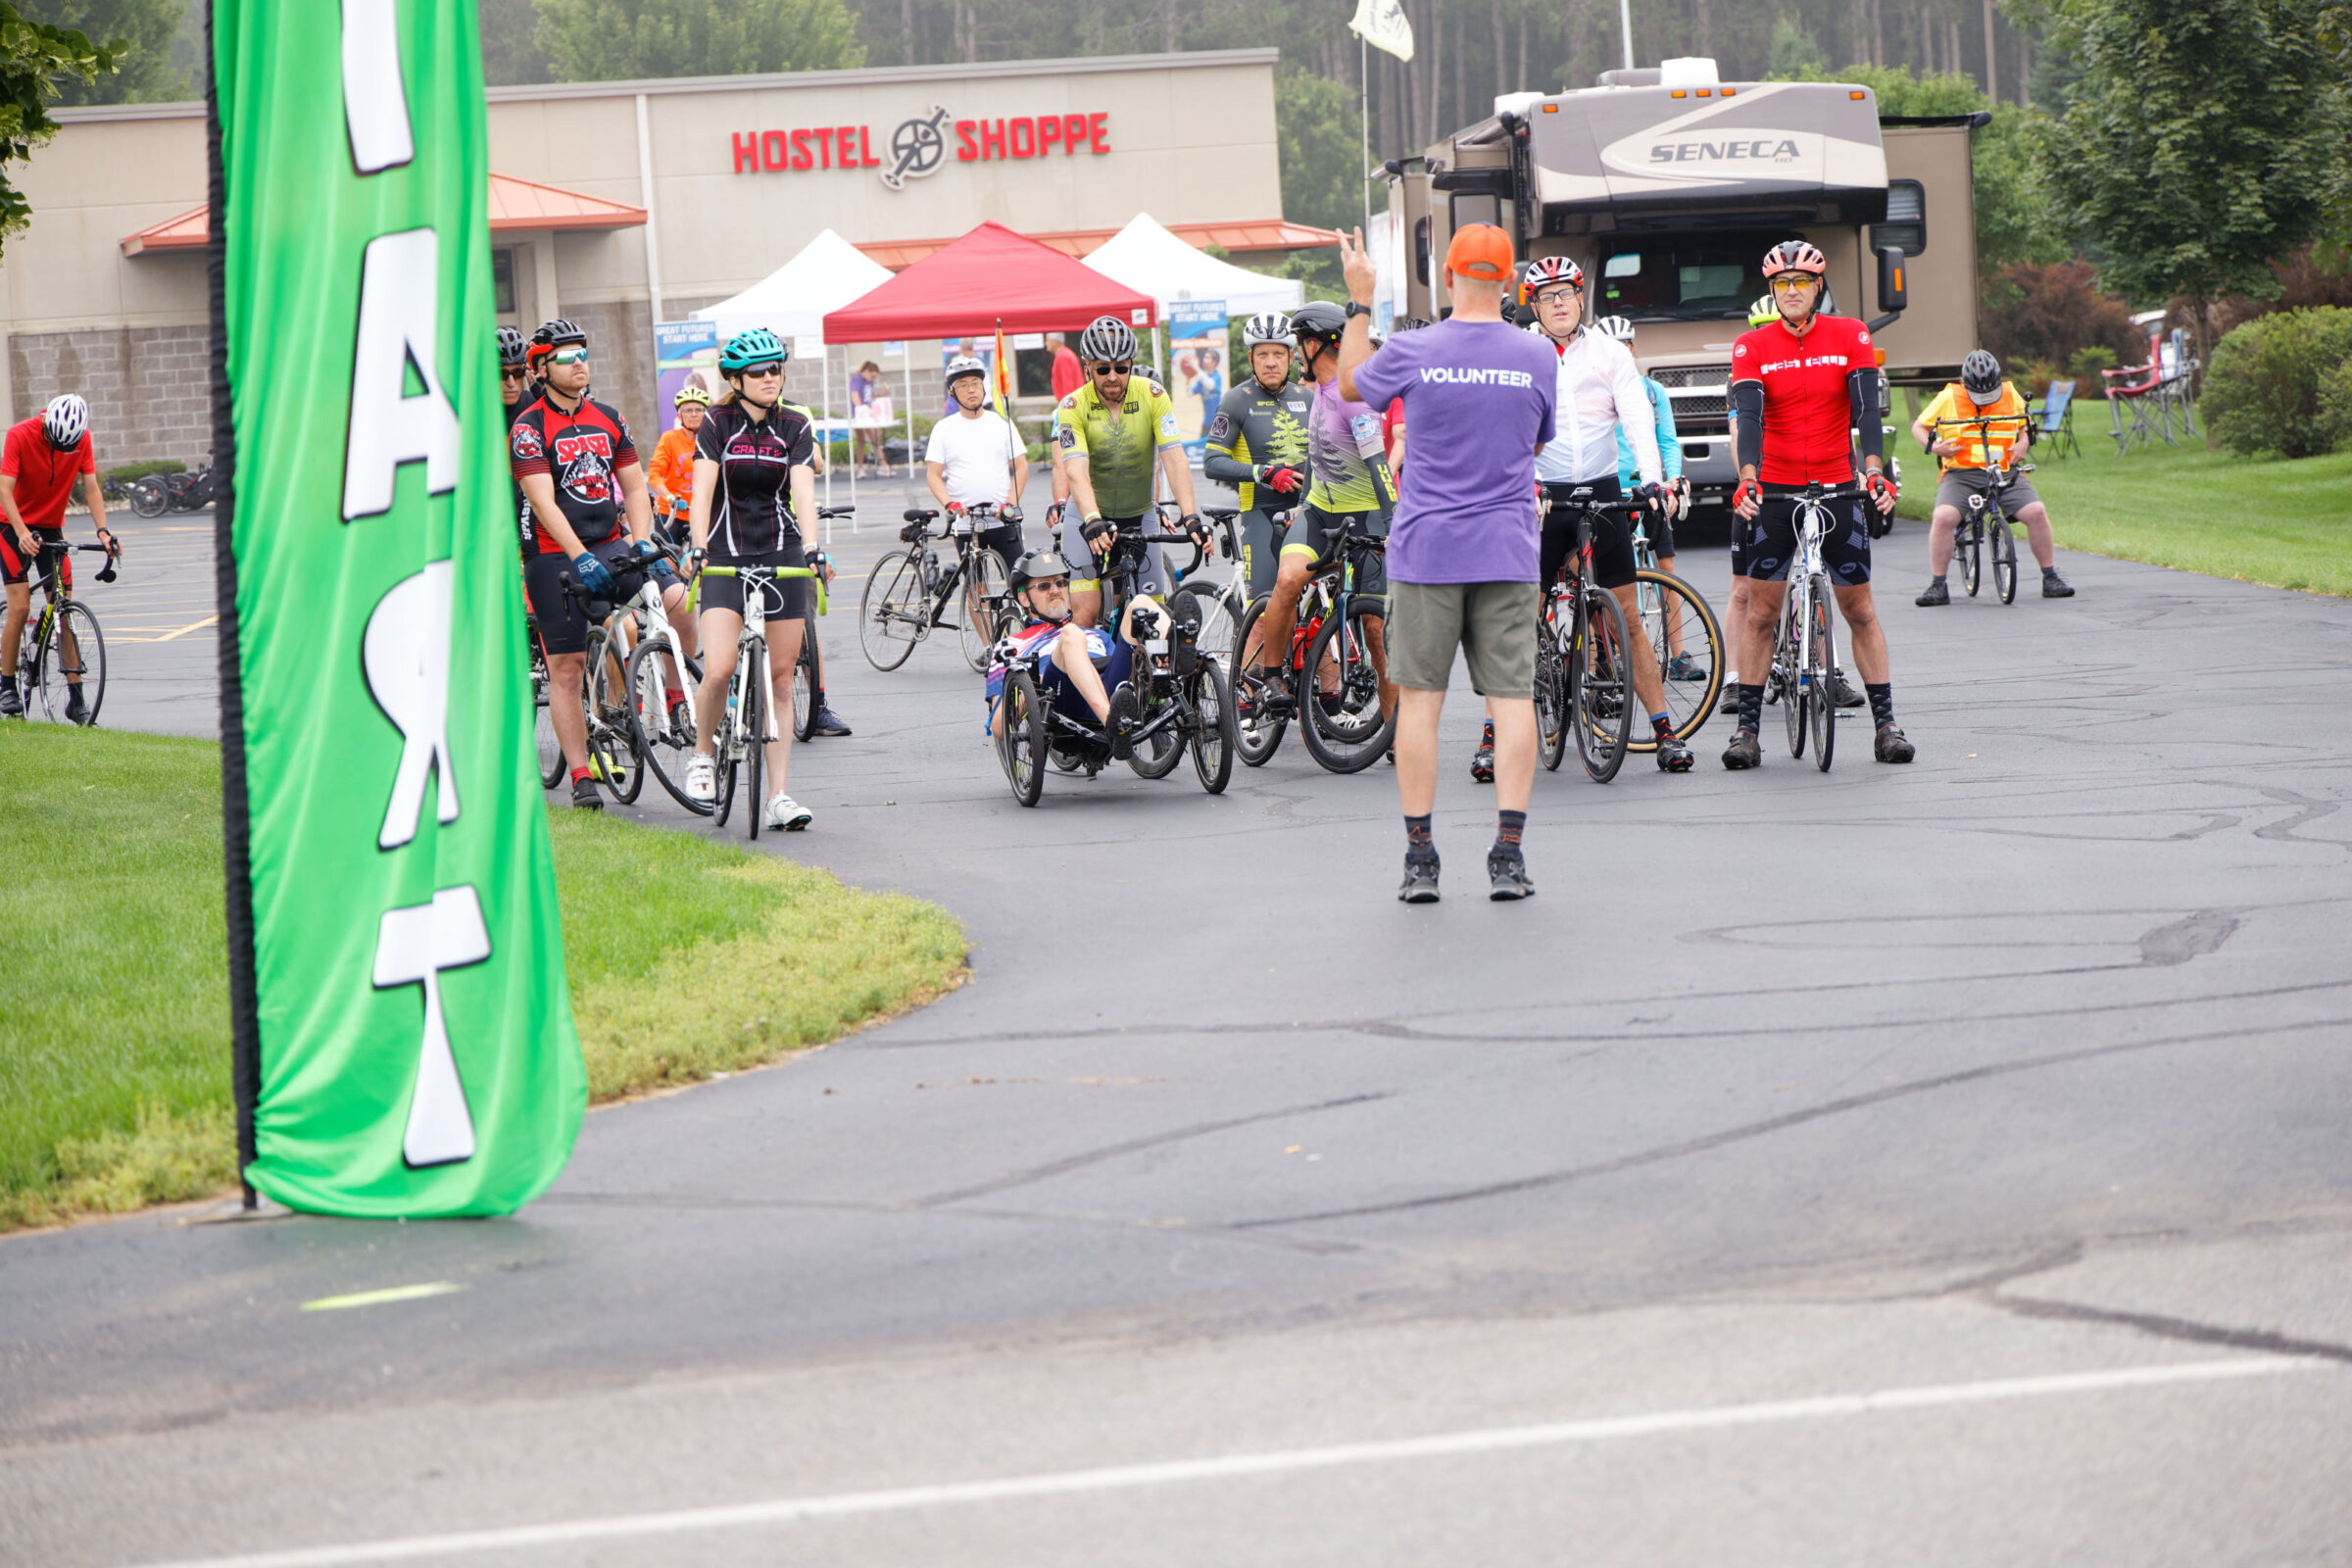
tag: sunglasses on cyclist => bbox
[738,361,784,377]
[1090,363,1133,376]
[500,367,527,380]
[546,346,589,366]
[1769,275,1817,290]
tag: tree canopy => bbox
[28,0,183,105]
[0,4,119,249]
[534,0,863,82]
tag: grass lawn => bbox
[1892,432,2352,598]
[0,728,964,1231]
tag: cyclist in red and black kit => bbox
[1723,241,1912,768]
[511,318,697,808]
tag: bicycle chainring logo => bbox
[882,106,952,191]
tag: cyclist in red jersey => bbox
[1722,241,1912,768]
[1,396,117,720]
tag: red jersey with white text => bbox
[2,417,95,531]
[509,392,637,557]
[1729,314,1873,486]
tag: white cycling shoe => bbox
[685,753,715,803]
[762,793,813,831]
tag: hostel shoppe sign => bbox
[731,105,1113,191]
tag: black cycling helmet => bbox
[1007,549,1069,596]
[497,325,528,368]
[1078,316,1137,365]
[1290,299,1348,355]
[1961,349,2004,404]
[532,318,587,351]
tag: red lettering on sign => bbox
[1008,117,1035,158]
[761,130,788,171]
[733,132,760,173]
[1089,113,1109,153]
[814,126,835,170]
[791,129,812,171]
[956,121,978,162]
[858,125,880,168]
[1038,117,1061,155]
[1064,114,1088,153]
[839,125,860,167]
[980,119,1006,161]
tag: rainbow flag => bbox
[992,320,1014,420]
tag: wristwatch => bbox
[1345,301,1372,320]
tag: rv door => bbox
[1391,166,1436,320]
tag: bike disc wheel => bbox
[1229,593,1289,766]
[1624,569,1723,750]
[1298,598,1395,775]
[1535,614,1569,773]
[743,665,764,840]
[1960,521,1983,597]
[958,547,1009,671]
[585,631,641,804]
[858,550,924,671]
[37,601,106,726]
[1992,518,2019,605]
[627,638,708,814]
[1000,667,1046,807]
[1808,579,1836,770]
[1189,657,1236,794]
[1571,585,1635,782]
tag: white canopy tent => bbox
[1081,213,1306,319]
[692,229,896,527]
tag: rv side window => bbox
[1414,218,1431,286]
[1875,179,1926,256]
[1450,193,1504,231]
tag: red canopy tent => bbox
[822,220,1156,341]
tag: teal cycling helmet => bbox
[719,327,789,372]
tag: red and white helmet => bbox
[1519,255,1586,305]
[1760,240,1828,280]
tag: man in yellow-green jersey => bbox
[1053,314,1206,629]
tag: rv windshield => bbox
[1595,234,1794,321]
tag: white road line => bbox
[132,1357,2317,1568]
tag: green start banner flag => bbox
[212,0,584,1215]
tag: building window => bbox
[1874,180,1926,257]
[492,249,517,318]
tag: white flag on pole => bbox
[1349,0,1415,62]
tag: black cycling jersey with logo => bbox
[509,391,638,557]
[696,400,816,558]
[1202,379,1313,513]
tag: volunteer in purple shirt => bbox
[1339,223,1557,906]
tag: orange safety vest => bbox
[1934,382,2031,470]
[649,426,697,515]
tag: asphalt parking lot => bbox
[6,475,2350,1566]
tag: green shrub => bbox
[2321,356,2352,453]
[107,460,185,483]
[2203,307,2352,459]
[2067,345,2118,382]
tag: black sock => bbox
[1737,681,1764,732]
[1651,713,1676,741]
[1494,808,1526,854]
[1480,719,1494,745]
[1929,574,1945,586]
[1404,813,1435,858]
[2042,564,2060,577]
[1867,682,1895,729]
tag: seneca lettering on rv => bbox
[1647,139,1803,164]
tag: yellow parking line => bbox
[299,1281,467,1312]
[112,613,220,644]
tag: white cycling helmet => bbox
[1241,312,1293,348]
[944,355,988,389]
[1592,315,1636,343]
[42,394,88,451]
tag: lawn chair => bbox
[2158,326,2200,440]
[2102,330,2167,453]
[2034,378,2082,459]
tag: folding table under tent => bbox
[692,228,894,520]
[1081,213,1306,320]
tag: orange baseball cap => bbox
[1445,223,1515,282]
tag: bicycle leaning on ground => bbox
[698,560,825,838]
[860,501,1017,673]
[12,538,117,725]
[1764,481,1854,770]
[1931,415,2032,606]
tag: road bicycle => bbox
[993,519,1234,805]
[1763,482,1853,771]
[1225,510,1394,773]
[1932,416,2032,605]
[1536,488,1637,782]
[1625,502,1725,754]
[583,539,706,810]
[1164,508,1250,679]
[10,538,116,724]
[699,561,824,838]
[859,501,1017,672]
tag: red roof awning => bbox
[824,221,1157,341]
[858,219,1341,271]
[122,173,647,256]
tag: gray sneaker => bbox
[1487,850,1535,902]
[2041,569,2076,599]
[0,682,21,719]
[1398,853,1441,904]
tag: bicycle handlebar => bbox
[697,563,828,616]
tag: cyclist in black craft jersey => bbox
[510,318,698,808]
[1201,312,1312,602]
[682,328,821,831]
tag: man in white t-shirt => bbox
[926,355,1030,564]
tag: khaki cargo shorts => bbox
[1387,579,1539,700]
[1935,466,2040,514]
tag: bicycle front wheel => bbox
[1298,597,1395,775]
[627,638,708,813]
[585,630,641,804]
[1625,569,1722,750]
[1572,585,1634,783]
[1169,580,1242,674]
[1189,658,1236,794]
[532,649,565,790]
[1535,613,1569,773]
[127,478,168,518]
[36,601,106,726]
[858,550,925,671]
[999,666,1046,807]
[792,613,818,740]
[1807,577,1836,770]
[1992,518,2019,605]
[1230,593,1289,766]
[742,659,765,840]
[958,546,1009,671]
[1959,519,1983,597]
